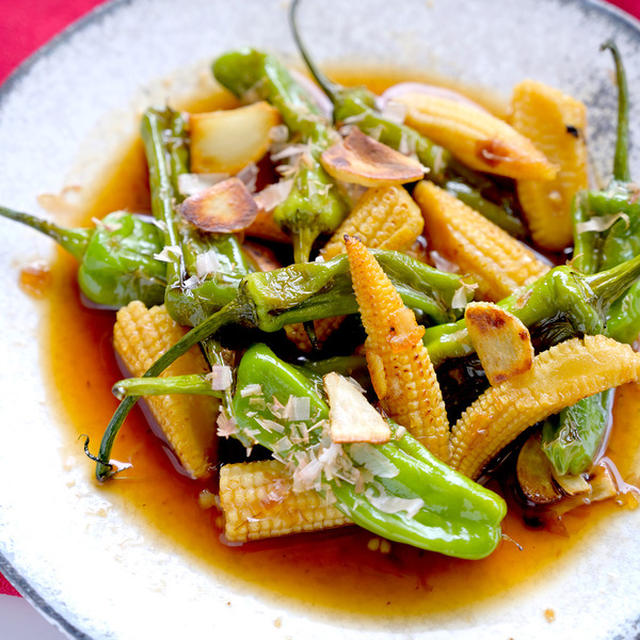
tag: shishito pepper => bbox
[423,254,640,366]
[573,41,640,345]
[93,249,469,480]
[238,249,466,330]
[112,343,506,557]
[0,205,166,308]
[541,389,614,476]
[423,252,640,477]
[140,107,254,327]
[230,344,506,559]
[213,49,348,263]
[288,0,526,238]
[538,42,639,477]
[536,268,614,477]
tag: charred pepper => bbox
[116,343,507,558]
[288,0,525,238]
[213,49,348,262]
[93,248,469,480]
[0,205,166,308]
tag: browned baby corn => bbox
[312,185,424,344]
[511,80,589,250]
[449,335,640,480]
[321,185,424,260]
[113,301,218,479]
[220,460,350,542]
[414,181,550,301]
[284,322,314,353]
[396,93,557,180]
[345,236,450,461]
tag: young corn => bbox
[396,93,557,180]
[313,185,424,345]
[284,322,314,353]
[414,181,550,301]
[113,301,218,479]
[321,185,424,259]
[511,80,588,251]
[283,186,425,350]
[449,335,640,480]
[345,236,450,461]
[219,460,350,542]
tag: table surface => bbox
[0,0,638,637]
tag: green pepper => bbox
[0,205,166,308]
[111,343,506,557]
[424,254,640,477]
[423,252,640,477]
[233,344,506,558]
[140,107,254,326]
[288,0,526,239]
[239,249,467,330]
[538,41,639,476]
[213,50,348,263]
[541,389,614,476]
[93,248,469,480]
[572,41,640,345]
[423,255,640,366]
[606,283,640,344]
[536,274,613,477]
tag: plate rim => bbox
[1,1,639,638]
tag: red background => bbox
[0,0,638,598]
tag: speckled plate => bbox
[1,1,640,638]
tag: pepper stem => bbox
[586,253,640,308]
[289,0,340,103]
[0,205,91,261]
[292,225,317,263]
[93,300,243,481]
[601,40,630,183]
[112,374,220,400]
[201,337,235,411]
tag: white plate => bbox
[1,1,640,639]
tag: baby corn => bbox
[449,335,640,479]
[314,185,424,345]
[511,80,588,251]
[284,321,314,353]
[414,181,550,301]
[396,93,557,180]
[345,236,450,461]
[220,460,350,542]
[321,185,424,259]
[113,301,218,479]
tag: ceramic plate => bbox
[1,1,640,638]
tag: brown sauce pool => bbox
[32,71,640,623]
